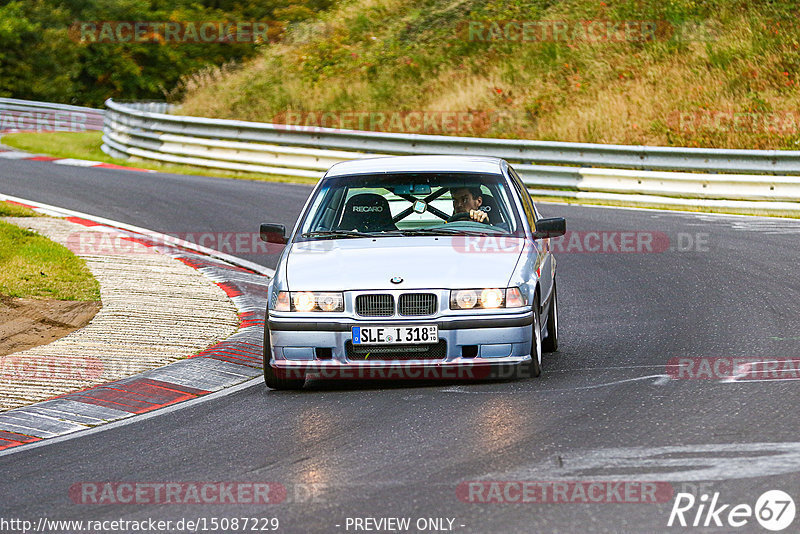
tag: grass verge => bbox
[1,131,317,185]
[0,202,40,217]
[0,213,100,301]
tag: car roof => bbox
[324,155,507,177]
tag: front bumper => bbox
[267,309,534,379]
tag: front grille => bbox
[356,294,394,317]
[345,340,447,361]
[398,293,437,316]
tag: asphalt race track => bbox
[2,158,800,533]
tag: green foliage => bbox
[0,0,334,106]
[8,0,800,148]
[176,0,800,148]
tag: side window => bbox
[508,166,537,230]
[303,185,342,233]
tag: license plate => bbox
[352,325,438,345]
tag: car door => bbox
[508,166,553,308]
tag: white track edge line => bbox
[0,377,262,458]
[0,192,273,455]
[0,192,275,277]
[533,198,800,221]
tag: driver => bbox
[450,187,489,223]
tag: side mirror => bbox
[532,217,566,239]
[260,223,287,244]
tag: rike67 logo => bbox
[668,490,796,531]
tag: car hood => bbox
[286,236,524,291]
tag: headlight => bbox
[449,288,526,310]
[452,289,479,309]
[273,291,344,312]
[293,292,316,312]
[480,288,504,308]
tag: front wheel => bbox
[528,303,542,378]
[263,327,305,390]
[542,280,559,353]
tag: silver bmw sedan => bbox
[259,155,565,389]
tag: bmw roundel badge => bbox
[390,276,403,284]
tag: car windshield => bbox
[297,172,522,239]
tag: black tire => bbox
[542,279,559,353]
[529,300,543,378]
[263,327,305,390]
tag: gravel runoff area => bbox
[0,216,240,411]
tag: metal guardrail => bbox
[0,98,105,132]
[104,99,800,175]
[101,99,800,212]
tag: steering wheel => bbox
[447,212,473,223]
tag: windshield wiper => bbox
[384,228,498,237]
[301,230,377,239]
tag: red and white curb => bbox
[0,195,273,454]
[0,145,155,173]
